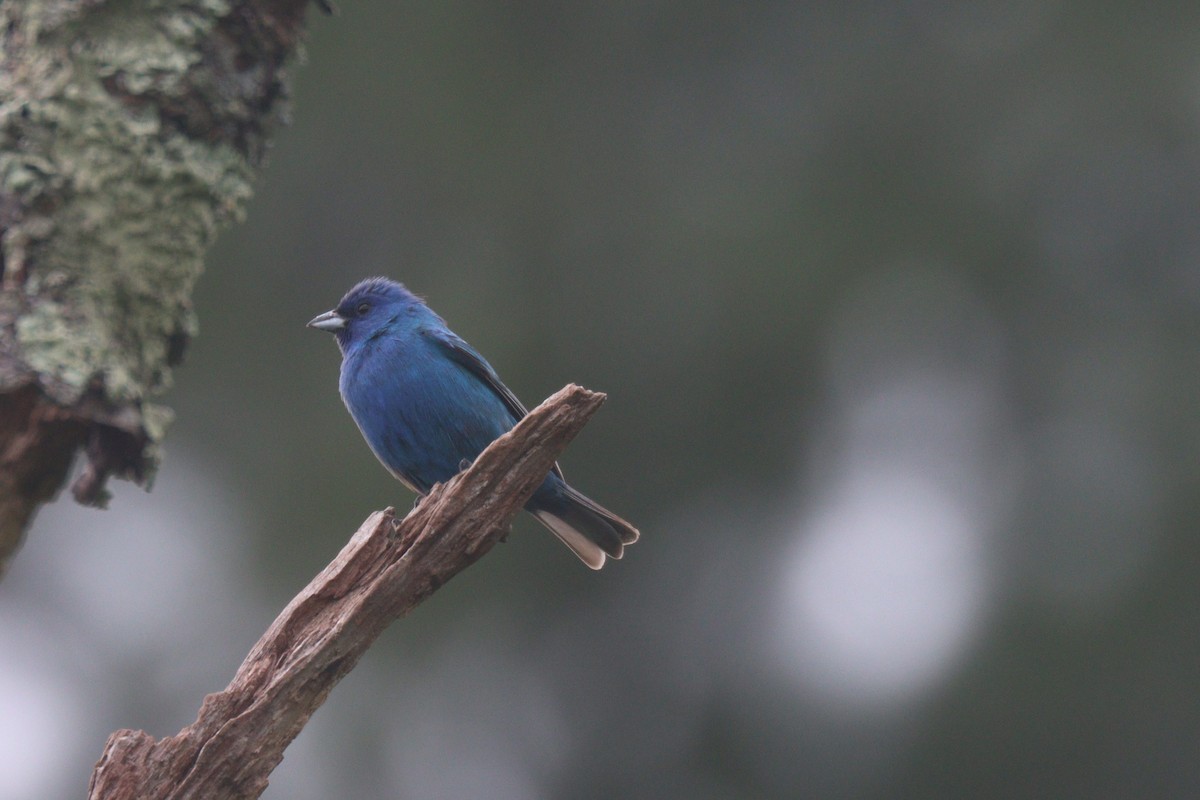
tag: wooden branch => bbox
[86,384,606,800]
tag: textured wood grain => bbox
[87,384,606,800]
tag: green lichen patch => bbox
[2,0,290,410]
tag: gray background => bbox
[4,3,1199,799]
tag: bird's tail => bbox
[530,484,639,570]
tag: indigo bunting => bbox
[309,277,638,568]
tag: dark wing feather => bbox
[430,329,565,480]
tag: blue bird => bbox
[308,277,639,568]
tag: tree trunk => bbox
[0,0,317,573]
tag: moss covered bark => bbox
[0,0,316,573]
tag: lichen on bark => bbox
[4,0,266,402]
[0,0,314,571]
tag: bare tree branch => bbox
[86,383,607,800]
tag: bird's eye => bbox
[357,303,370,316]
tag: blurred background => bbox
[4,2,1200,798]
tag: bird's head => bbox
[307,277,421,352]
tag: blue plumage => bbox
[309,277,638,568]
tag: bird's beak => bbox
[307,310,346,332]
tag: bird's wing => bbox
[428,328,565,481]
